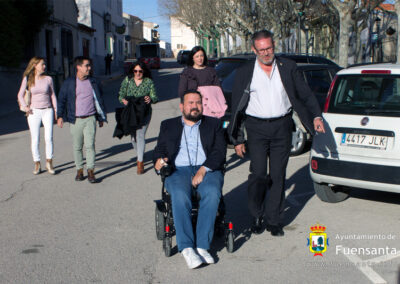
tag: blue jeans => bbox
[165,166,223,251]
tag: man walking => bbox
[57,56,107,183]
[228,30,325,236]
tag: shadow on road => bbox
[283,165,315,226]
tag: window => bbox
[329,75,400,115]
[304,69,332,94]
[177,43,183,49]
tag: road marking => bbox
[367,250,400,264]
[341,249,388,284]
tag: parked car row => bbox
[216,53,342,155]
[216,54,400,203]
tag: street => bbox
[0,59,399,284]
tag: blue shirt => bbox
[175,118,210,171]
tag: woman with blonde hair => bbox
[18,56,57,174]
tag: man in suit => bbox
[228,30,325,237]
[154,90,226,269]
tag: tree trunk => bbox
[396,1,400,63]
[337,10,352,67]
[240,34,246,53]
[232,33,237,54]
[224,32,230,56]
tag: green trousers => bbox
[70,116,97,170]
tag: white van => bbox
[310,63,400,203]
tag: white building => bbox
[75,0,124,75]
[170,16,197,57]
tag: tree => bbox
[395,0,400,63]
[328,0,357,67]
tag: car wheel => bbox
[313,182,349,203]
[291,126,306,156]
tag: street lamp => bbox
[295,1,304,54]
[375,17,382,62]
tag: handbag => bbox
[18,76,31,113]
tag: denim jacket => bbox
[57,76,107,123]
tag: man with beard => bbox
[154,90,226,269]
[228,30,325,237]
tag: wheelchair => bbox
[154,164,234,257]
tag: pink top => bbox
[17,76,57,111]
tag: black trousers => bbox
[245,114,292,226]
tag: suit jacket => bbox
[228,56,322,145]
[153,115,226,171]
[57,76,107,124]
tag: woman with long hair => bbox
[17,56,57,175]
[118,61,158,174]
[178,46,226,118]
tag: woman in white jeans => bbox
[17,56,57,175]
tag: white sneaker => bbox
[181,248,203,269]
[196,248,215,264]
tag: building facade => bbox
[170,16,197,58]
[75,0,124,75]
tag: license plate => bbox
[222,121,229,129]
[341,133,388,150]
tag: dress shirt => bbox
[246,59,292,119]
[174,118,210,172]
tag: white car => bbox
[310,63,400,203]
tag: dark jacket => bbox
[57,76,107,123]
[113,96,151,139]
[153,116,226,171]
[228,57,322,145]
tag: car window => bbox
[216,60,247,79]
[310,57,333,65]
[304,69,332,94]
[328,75,400,115]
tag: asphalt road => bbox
[0,59,399,284]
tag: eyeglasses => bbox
[255,46,274,54]
[133,70,143,73]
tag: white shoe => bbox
[196,248,215,264]
[181,248,203,269]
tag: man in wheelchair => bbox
[153,90,226,269]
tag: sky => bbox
[123,0,171,43]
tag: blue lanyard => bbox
[183,126,199,177]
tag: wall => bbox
[170,16,196,58]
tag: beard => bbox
[183,108,202,122]
[257,53,275,65]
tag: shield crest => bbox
[307,224,329,256]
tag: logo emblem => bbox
[361,117,369,126]
[307,224,329,256]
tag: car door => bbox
[303,68,335,109]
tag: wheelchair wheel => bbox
[163,236,172,257]
[155,206,165,240]
[226,231,234,253]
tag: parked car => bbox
[177,50,190,65]
[275,53,340,67]
[310,63,400,203]
[219,59,341,155]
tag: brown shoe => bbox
[87,169,96,183]
[33,161,41,175]
[137,161,144,175]
[75,169,84,181]
[46,159,55,175]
